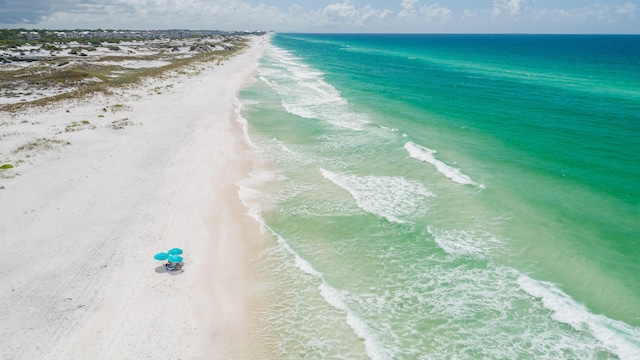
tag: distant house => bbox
[18,31,41,40]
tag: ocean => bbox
[235,34,640,359]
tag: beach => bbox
[0,35,268,359]
[3,32,639,359]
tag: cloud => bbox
[285,0,391,30]
[308,0,450,31]
[615,2,637,18]
[492,0,531,18]
[421,4,452,21]
[319,1,391,27]
[456,1,638,32]
[8,0,390,31]
[0,0,54,24]
[531,2,637,25]
[289,3,303,14]
[4,0,286,30]
[0,0,637,33]
[398,1,451,23]
[323,1,361,21]
[399,0,420,17]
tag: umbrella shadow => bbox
[154,265,185,276]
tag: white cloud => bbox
[291,0,391,30]
[31,0,286,30]
[0,0,637,33]
[399,0,420,17]
[492,0,530,17]
[289,3,303,14]
[615,2,637,18]
[398,1,451,23]
[421,4,452,21]
[323,1,360,21]
[582,4,616,22]
[531,2,637,25]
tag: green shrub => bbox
[108,103,131,112]
[65,120,95,132]
[14,138,70,153]
[110,118,132,129]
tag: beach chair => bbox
[164,262,183,271]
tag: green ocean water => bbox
[236,34,640,359]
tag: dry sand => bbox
[0,35,268,360]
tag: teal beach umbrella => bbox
[154,252,170,260]
[167,254,183,263]
[167,247,183,255]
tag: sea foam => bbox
[261,46,369,131]
[427,223,638,359]
[236,166,398,359]
[269,225,393,360]
[518,275,640,360]
[320,168,435,224]
[428,226,502,258]
[233,99,259,149]
[404,141,485,188]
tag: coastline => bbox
[0,35,268,359]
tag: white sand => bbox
[0,35,268,360]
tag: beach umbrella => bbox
[167,247,183,255]
[154,252,170,261]
[167,254,183,263]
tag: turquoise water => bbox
[236,34,640,359]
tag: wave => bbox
[320,168,435,224]
[237,170,392,359]
[518,275,640,360]
[259,45,369,131]
[428,226,502,258]
[428,222,640,360]
[236,170,287,231]
[404,141,485,188]
[275,226,394,360]
[233,99,260,149]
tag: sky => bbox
[0,0,638,33]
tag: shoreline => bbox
[190,96,265,359]
[0,35,269,359]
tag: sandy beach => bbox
[0,35,268,360]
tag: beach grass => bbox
[0,37,249,112]
[13,138,70,154]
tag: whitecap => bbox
[404,141,485,188]
[260,46,370,131]
[320,168,435,224]
[518,275,640,360]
